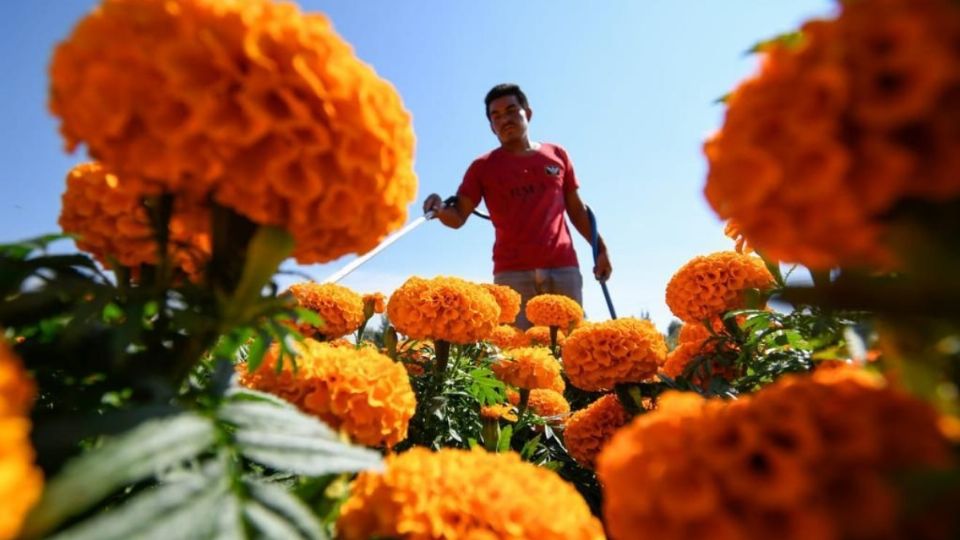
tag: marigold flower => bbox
[362,292,386,318]
[337,448,605,540]
[704,1,960,269]
[665,252,774,324]
[523,388,570,418]
[488,325,530,349]
[387,276,499,344]
[287,282,364,339]
[563,394,630,469]
[492,347,565,393]
[562,318,667,392]
[525,294,583,330]
[480,283,522,325]
[0,339,42,540]
[525,325,566,347]
[597,368,955,540]
[50,0,417,264]
[480,403,518,423]
[239,339,416,447]
[59,162,210,276]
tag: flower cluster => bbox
[337,448,605,540]
[0,339,42,540]
[525,294,583,329]
[492,347,565,393]
[597,369,955,540]
[388,276,499,344]
[481,283,522,325]
[526,326,566,348]
[704,0,960,269]
[563,394,630,469]
[58,162,210,276]
[665,252,774,323]
[662,322,737,386]
[287,282,365,339]
[50,0,417,264]
[239,339,416,447]
[488,325,530,349]
[562,318,667,391]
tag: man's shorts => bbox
[493,266,583,330]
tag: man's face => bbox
[487,95,531,144]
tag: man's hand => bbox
[423,193,444,215]
[594,249,612,282]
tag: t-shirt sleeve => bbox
[457,158,485,204]
[557,145,580,193]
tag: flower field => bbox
[2,0,960,539]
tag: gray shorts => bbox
[494,266,583,330]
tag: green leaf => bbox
[294,307,322,327]
[245,479,327,540]
[246,330,271,373]
[42,461,228,540]
[221,227,294,325]
[219,400,382,476]
[497,425,514,453]
[23,413,217,538]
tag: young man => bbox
[423,83,613,329]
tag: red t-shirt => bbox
[457,142,580,273]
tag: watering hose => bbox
[587,206,617,319]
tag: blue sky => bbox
[0,1,834,331]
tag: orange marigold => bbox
[597,369,955,540]
[480,283,522,325]
[362,292,386,318]
[525,294,583,330]
[704,1,960,269]
[563,394,630,469]
[287,282,364,339]
[492,347,565,393]
[562,318,667,392]
[665,251,774,324]
[488,325,530,349]
[525,325,566,347]
[387,276,499,344]
[50,0,417,264]
[337,448,605,540]
[0,339,42,540]
[59,162,210,276]
[480,403,518,423]
[525,388,571,418]
[239,339,416,447]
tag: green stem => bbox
[481,418,501,452]
[549,325,559,357]
[614,383,646,417]
[516,388,531,419]
[434,340,451,380]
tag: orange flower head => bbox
[704,1,960,269]
[492,347,565,393]
[526,388,571,418]
[337,448,605,540]
[362,292,386,319]
[287,282,365,339]
[665,252,775,324]
[58,162,210,276]
[480,403,518,423]
[50,0,417,265]
[562,318,667,392]
[488,325,530,349]
[525,325,566,347]
[563,394,631,469]
[239,339,416,447]
[480,283,522,325]
[0,338,43,540]
[387,276,499,344]
[597,368,955,540]
[525,294,583,329]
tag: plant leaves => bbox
[245,479,327,539]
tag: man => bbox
[423,83,612,329]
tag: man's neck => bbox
[500,138,539,154]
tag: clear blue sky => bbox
[0,1,834,332]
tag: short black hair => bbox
[484,83,529,119]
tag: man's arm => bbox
[423,193,478,229]
[564,188,613,281]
